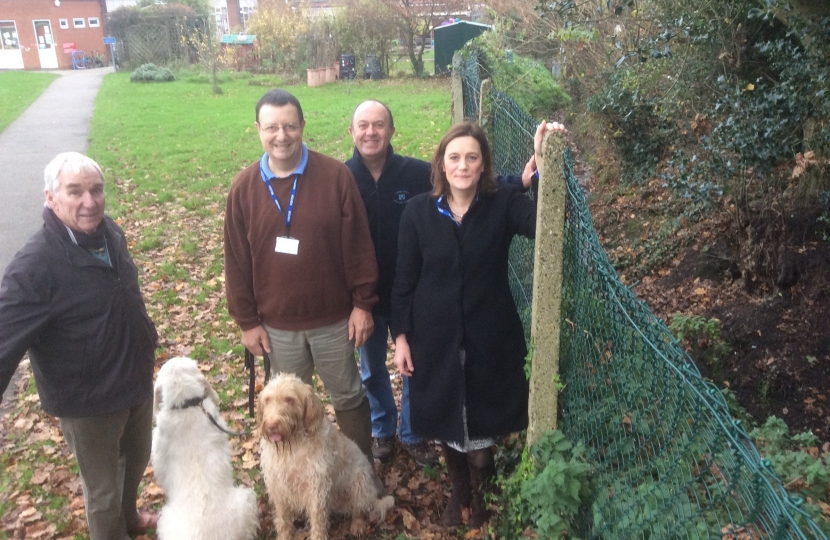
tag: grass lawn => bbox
[1,72,453,539]
[0,71,60,133]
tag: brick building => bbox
[0,0,108,70]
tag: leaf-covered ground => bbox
[582,151,830,444]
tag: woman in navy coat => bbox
[391,120,566,529]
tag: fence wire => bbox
[459,53,827,540]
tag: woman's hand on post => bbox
[533,121,568,170]
[394,335,414,377]
[524,121,568,185]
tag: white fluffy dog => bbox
[152,356,259,540]
[257,373,394,540]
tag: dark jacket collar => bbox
[348,144,399,178]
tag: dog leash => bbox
[202,403,251,437]
[245,348,272,418]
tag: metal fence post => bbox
[528,131,568,446]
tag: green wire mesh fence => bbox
[459,53,828,539]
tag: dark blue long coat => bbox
[391,185,535,444]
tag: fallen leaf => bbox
[400,508,420,533]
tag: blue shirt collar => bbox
[259,144,308,181]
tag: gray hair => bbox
[44,152,105,195]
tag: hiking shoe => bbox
[372,436,395,462]
[401,441,439,466]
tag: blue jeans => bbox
[358,316,422,444]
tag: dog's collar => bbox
[167,393,251,437]
[170,394,206,410]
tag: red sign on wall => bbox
[62,42,76,53]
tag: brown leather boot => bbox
[441,443,471,528]
[468,446,495,530]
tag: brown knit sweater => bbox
[224,150,378,331]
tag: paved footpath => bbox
[0,67,112,414]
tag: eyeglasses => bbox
[259,124,301,135]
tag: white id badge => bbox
[275,236,299,255]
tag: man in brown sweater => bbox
[224,89,379,465]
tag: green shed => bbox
[433,21,491,75]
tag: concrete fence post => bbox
[478,79,492,128]
[451,53,464,125]
[527,131,568,446]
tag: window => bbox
[73,18,85,28]
[213,6,228,34]
[59,18,69,30]
[88,17,100,28]
[0,21,19,50]
[240,6,255,32]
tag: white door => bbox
[33,20,58,69]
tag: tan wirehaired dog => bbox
[257,373,393,540]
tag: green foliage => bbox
[464,27,570,119]
[608,215,683,278]
[750,417,830,535]
[130,63,176,83]
[335,0,397,76]
[497,430,594,539]
[669,314,731,369]
[574,0,830,214]
[586,61,679,185]
[137,0,210,18]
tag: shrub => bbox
[497,430,594,539]
[130,63,176,83]
[464,28,571,119]
[750,417,830,536]
[669,314,731,371]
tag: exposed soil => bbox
[584,166,830,442]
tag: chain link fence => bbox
[459,52,828,539]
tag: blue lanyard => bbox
[436,195,478,226]
[260,159,299,235]
[436,196,460,226]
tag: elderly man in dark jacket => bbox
[0,152,159,539]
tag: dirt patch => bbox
[585,171,830,442]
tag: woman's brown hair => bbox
[430,122,497,198]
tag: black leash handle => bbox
[245,348,273,418]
